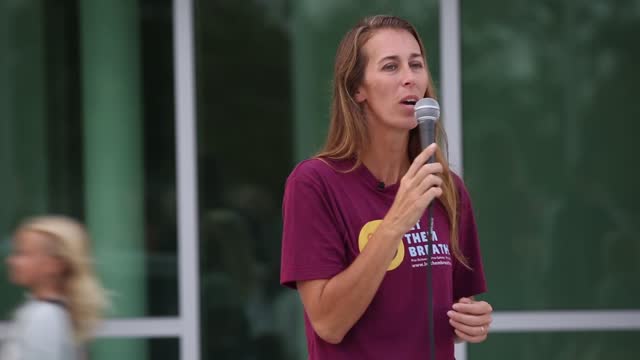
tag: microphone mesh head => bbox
[414,97,440,123]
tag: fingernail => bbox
[452,304,459,310]
[447,310,454,316]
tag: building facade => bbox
[1,1,639,359]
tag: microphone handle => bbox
[419,119,436,360]
[419,119,437,163]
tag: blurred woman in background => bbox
[0,215,108,360]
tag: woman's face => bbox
[6,230,60,288]
[355,28,428,132]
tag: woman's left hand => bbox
[447,297,493,343]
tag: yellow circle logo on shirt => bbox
[358,220,404,271]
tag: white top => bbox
[0,298,78,360]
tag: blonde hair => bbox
[317,15,469,268]
[17,215,109,342]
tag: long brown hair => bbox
[316,15,469,268]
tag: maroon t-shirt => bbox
[280,158,486,360]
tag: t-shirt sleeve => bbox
[19,304,69,360]
[452,174,488,300]
[280,162,348,289]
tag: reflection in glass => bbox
[470,331,640,359]
[0,0,179,324]
[89,337,179,359]
[462,0,640,310]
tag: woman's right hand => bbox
[381,143,443,238]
